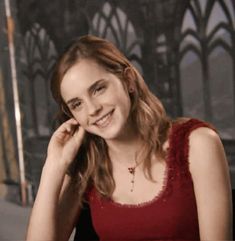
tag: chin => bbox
[87,125,124,141]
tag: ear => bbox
[123,67,136,92]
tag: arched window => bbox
[21,23,57,137]
[179,0,235,139]
[90,2,143,74]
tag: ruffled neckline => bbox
[103,121,179,208]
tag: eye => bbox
[94,85,106,95]
[70,101,82,110]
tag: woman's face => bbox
[60,59,133,140]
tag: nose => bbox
[86,99,102,116]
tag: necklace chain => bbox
[127,162,139,192]
[111,151,140,192]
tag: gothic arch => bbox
[89,2,143,73]
[179,0,235,139]
[21,23,57,137]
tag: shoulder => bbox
[169,117,217,150]
[170,117,225,169]
[189,126,224,165]
[187,123,229,187]
[187,124,232,239]
[171,117,216,136]
[189,126,221,151]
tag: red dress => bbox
[87,119,215,241]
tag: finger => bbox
[73,126,86,145]
[57,119,79,133]
[65,119,80,133]
[65,118,79,125]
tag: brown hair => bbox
[50,35,171,207]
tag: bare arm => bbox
[26,119,85,241]
[57,173,81,241]
[189,127,233,240]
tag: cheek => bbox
[73,112,86,126]
[111,87,131,105]
[118,94,132,112]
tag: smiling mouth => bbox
[94,110,114,128]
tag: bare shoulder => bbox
[188,126,224,163]
[188,126,230,200]
[187,127,233,239]
[187,125,230,182]
[189,126,219,143]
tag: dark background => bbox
[0,0,234,216]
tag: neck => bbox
[106,131,142,167]
[106,128,143,193]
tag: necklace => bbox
[127,161,139,192]
[110,151,141,192]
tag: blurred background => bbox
[0,0,235,240]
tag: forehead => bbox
[60,60,105,97]
[62,59,107,85]
[60,59,120,102]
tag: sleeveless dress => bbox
[75,118,215,241]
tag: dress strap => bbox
[168,118,217,179]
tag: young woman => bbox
[26,35,233,241]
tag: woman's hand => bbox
[47,118,86,169]
[26,118,85,241]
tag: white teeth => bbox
[95,112,112,127]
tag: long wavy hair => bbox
[50,35,171,207]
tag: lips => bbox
[93,110,114,128]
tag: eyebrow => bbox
[66,79,106,105]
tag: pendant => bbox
[128,167,135,174]
[128,166,136,192]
